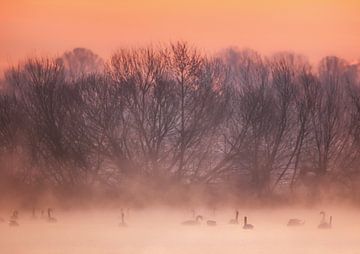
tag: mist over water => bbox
[1,207,359,254]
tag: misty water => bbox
[1,207,359,254]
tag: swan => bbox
[10,210,18,220]
[318,211,332,229]
[287,218,305,226]
[119,209,127,227]
[243,216,254,229]
[229,210,239,224]
[47,208,57,223]
[182,215,203,225]
[9,210,19,226]
[206,219,216,226]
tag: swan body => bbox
[182,215,203,225]
[48,217,57,223]
[243,224,254,229]
[229,210,239,224]
[243,216,254,230]
[9,220,19,226]
[287,218,305,226]
[206,220,216,226]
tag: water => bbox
[1,208,359,254]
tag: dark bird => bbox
[182,215,203,226]
[318,211,332,229]
[229,210,239,224]
[243,216,254,230]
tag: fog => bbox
[1,207,359,254]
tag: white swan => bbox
[9,210,19,226]
[229,210,239,224]
[318,211,332,229]
[47,208,57,223]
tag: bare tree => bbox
[5,58,91,187]
[163,42,228,183]
[57,48,104,80]
[296,57,351,199]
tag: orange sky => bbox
[0,0,359,73]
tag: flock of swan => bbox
[179,210,332,229]
[120,209,332,229]
[0,208,333,230]
[0,208,57,226]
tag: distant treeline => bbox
[0,43,360,206]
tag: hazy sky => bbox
[0,0,359,72]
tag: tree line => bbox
[1,43,360,205]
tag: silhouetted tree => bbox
[57,48,104,80]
